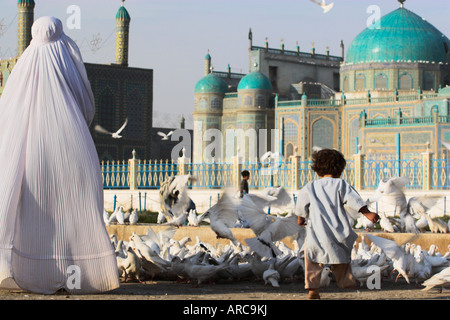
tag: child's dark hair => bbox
[311,149,346,178]
[241,170,250,178]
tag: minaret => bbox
[248,28,253,50]
[204,50,211,75]
[340,40,345,60]
[17,0,35,57]
[115,0,131,66]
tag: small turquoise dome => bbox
[116,5,131,20]
[194,73,228,94]
[17,0,35,6]
[346,7,450,64]
[238,71,272,91]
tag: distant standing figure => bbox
[240,170,250,198]
[295,149,379,299]
[0,17,119,294]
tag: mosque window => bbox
[199,98,207,109]
[256,94,265,107]
[312,118,334,151]
[375,73,388,90]
[210,97,222,109]
[399,73,412,90]
[343,76,349,92]
[126,88,143,139]
[243,95,253,106]
[0,72,3,87]
[355,74,365,91]
[285,143,294,158]
[423,72,435,91]
[98,88,116,132]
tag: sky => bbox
[0,0,449,129]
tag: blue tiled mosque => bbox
[192,1,450,163]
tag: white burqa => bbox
[0,17,120,294]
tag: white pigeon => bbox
[245,216,301,259]
[408,195,448,233]
[260,151,281,162]
[319,266,332,288]
[187,209,199,226]
[108,207,118,224]
[310,0,334,13]
[368,177,420,233]
[354,215,375,231]
[129,233,171,270]
[162,211,188,227]
[263,263,280,287]
[260,186,295,214]
[94,118,128,139]
[116,206,125,225]
[198,193,241,246]
[366,234,414,284]
[378,211,396,233]
[421,266,450,292]
[159,175,195,219]
[239,195,301,258]
[103,209,111,225]
[129,209,138,225]
[412,246,433,285]
[157,130,174,140]
[183,259,229,286]
[157,210,166,224]
[121,246,143,282]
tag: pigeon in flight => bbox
[157,130,174,140]
[310,0,334,13]
[95,118,128,139]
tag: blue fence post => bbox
[444,196,447,216]
[144,192,147,211]
[396,133,401,177]
[113,195,117,211]
[209,195,212,208]
[139,191,142,213]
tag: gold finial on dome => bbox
[398,0,405,8]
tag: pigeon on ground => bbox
[187,209,199,226]
[408,195,448,233]
[366,234,415,284]
[319,266,332,288]
[116,206,125,225]
[263,263,280,287]
[103,209,111,225]
[421,266,450,292]
[129,209,138,225]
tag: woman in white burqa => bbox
[0,16,119,294]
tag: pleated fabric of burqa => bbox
[0,16,120,294]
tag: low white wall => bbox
[104,188,450,217]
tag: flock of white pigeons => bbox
[105,175,450,293]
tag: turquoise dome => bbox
[346,8,450,64]
[238,71,272,91]
[17,0,35,6]
[116,6,131,20]
[194,73,228,94]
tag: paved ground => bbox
[1,277,448,300]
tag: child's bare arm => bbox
[359,205,379,223]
